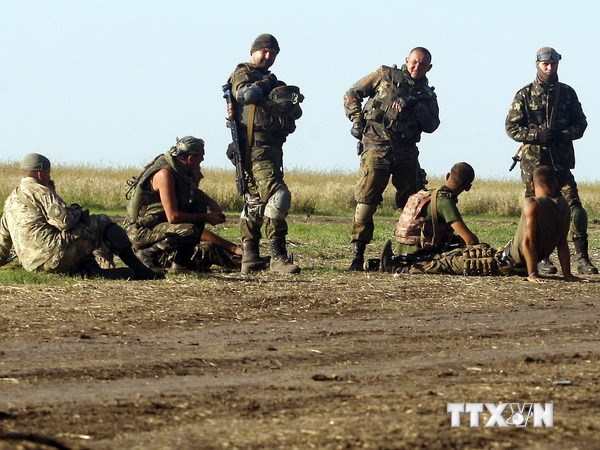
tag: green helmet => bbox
[265,85,304,119]
[20,153,51,171]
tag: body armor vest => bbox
[125,154,196,228]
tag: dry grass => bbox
[1,162,599,217]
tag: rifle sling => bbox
[246,104,256,149]
[430,189,439,247]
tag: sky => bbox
[2,0,600,181]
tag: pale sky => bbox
[2,0,599,181]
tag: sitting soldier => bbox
[0,153,160,279]
[379,162,480,273]
[382,165,587,283]
[124,136,242,273]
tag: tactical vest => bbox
[395,188,447,249]
[125,154,196,228]
[229,63,299,145]
[363,65,434,143]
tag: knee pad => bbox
[354,203,377,224]
[103,223,132,252]
[264,187,291,220]
[241,194,265,221]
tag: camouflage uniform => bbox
[228,62,298,242]
[385,186,466,274]
[344,64,440,244]
[0,177,114,273]
[410,196,570,276]
[124,152,215,270]
[505,78,592,259]
[227,50,302,274]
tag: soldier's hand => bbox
[537,130,558,145]
[350,119,365,140]
[205,212,226,226]
[394,96,418,111]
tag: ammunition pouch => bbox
[461,243,500,276]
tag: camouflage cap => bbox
[536,47,561,62]
[168,136,205,158]
[20,153,51,171]
[251,34,280,54]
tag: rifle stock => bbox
[222,83,248,196]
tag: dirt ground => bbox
[1,254,599,449]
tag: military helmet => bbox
[266,85,304,119]
[20,153,51,171]
[251,34,280,54]
[168,136,205,158]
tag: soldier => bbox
[344,47,440,271]
[226,33,303,274]
[379,162,479,274]
[504,166,585,283]
[505,47,597,275]
[0,153,160,279]
[124,136,242,273]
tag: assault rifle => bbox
[222,83,248,196]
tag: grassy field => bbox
[2,161,600,217]
[1,162,599,284]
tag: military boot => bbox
[379,239,394,273]
[573,239,598,275]
[241,240,265,274]
[537,257,558,275]
[116,247,165,280]
[269,237,301,274]
[348,241,366,271]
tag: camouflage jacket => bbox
[228,63,297,147]
[505,79,587,170]
[0,177,85,271]
[344,64,440,146]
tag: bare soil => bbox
[1,258,599,449]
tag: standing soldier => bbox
[506,47,597,275]
[344,47,440,271]
[226,33,303,274]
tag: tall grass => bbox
[1,162,599,217]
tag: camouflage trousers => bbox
[43,214,114,274]
[521,161,588,241]
[352,142,423,243]
[126,221,202,263]
[241,145,288,242]
[406,245,506,276]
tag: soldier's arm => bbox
[521,197,545,283]
[559,87,587,142]
[343,68,380,122]
[152,169,225,227]
[449,220,479,245]
[40,190,84,231]
[231,67,275,105]
[505,90,539,143]
[0,214,13,264]
[413,94,440,134]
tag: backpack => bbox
[395,189,440,249]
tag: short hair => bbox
[532,165,557,187]
[409,47,432,63]
[449,162,475,189]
